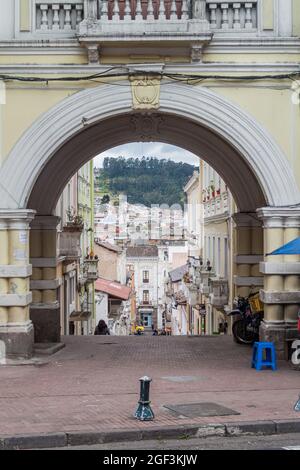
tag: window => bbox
[143,290,150,304]
[143,270,149,283]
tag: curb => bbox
[1,419,300,449]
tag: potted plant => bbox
[65,207,84,231]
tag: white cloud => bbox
[93,142,199,168]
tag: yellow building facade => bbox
[0,0,299,358]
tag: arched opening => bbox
[0,82,299,359]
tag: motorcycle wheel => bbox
[232,319,257,345]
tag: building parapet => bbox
[11,0,291,61]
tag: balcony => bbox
[83,256,99,282]
[209,278,229,308]
[58,224,83,259]
[183,281,200,306]
[199,270,213,295]
[29,1,265,62]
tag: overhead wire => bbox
[0,67,299,85]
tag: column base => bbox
[0,322,34,359]
[259,321,299,360]
[30,306,61,343]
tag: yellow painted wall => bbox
[213,85,300,187]
[2,87,79,158]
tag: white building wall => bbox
[95,292,108,325]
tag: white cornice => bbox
[0,37,299,48]
[0,64,299,77]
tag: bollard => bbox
[134,376,155,421]
[294,394,300,412]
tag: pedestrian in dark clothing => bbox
[94,319,110,335]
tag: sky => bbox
[93,142,199,168]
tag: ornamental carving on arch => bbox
[130,114,165,142]
[129,75,161,110]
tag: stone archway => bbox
[0,81,299,358]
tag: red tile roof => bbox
[95,278,131,300]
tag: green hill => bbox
[95,157,196,207]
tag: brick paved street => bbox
[0,335,299,437]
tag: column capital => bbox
[257,207,300,228]
[0,209,36,230]
[232,212,261,227]
[31,215,61,230]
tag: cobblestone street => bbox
[0,335,299,438]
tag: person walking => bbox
[94,319,110,335]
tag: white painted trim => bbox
[234,255,263,264]
[0,321,33,333]
[233,275,264,286]
[0,265,32,277]
[0,83,299,213]
[257,207,300,228]
[30,279,61,290]
[260,262,300,275]
[0,293,32,306]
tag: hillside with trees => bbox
[95,157,196,207]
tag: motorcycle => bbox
[227,293,264,345]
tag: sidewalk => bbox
[0,335,299,448]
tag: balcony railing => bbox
[58,225,83,259]
[35,1,84,32]
[83,257,99,282]
[206,1,257,31]
[209,278,229,308]
[33,0,258,35]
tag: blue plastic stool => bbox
[252,342,277,371]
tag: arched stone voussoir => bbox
[0,81,298,213]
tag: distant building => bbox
[94,240,127,285]
[95,278,131,335]
[126,245,170,331]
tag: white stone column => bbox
[30,215,61,344]
[257,207,300,359]
[277,0,292,37]
[0,210,35,358]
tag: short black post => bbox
[134,376,154,421]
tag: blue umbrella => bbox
[267,237,300,256]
